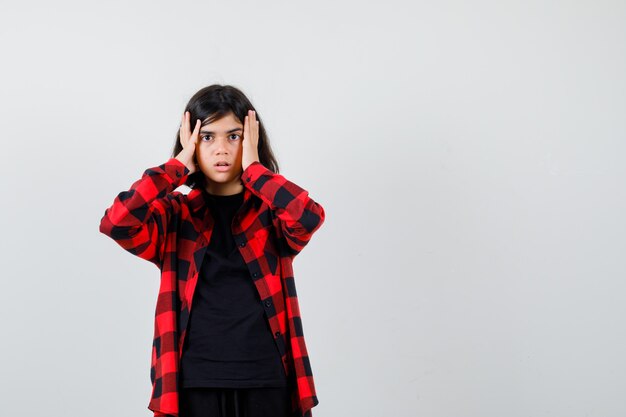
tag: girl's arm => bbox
[99,157,190,268]
[241,161,325,257]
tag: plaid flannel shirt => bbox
[99,157,325,417]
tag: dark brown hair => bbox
[171,84,279,189]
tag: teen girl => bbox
[99,85,325,417]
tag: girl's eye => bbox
[200,134,240,141]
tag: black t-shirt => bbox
[179,189,287,388]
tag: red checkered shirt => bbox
[99,157,325,417]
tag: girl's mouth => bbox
[214,163,231,172]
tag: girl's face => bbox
[195,111,245,196]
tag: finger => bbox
[184,112,191,144]
[249,114,253,140]
[180,112,187,145]
[251,111,258,139]
[250,111,257,138]
[192,119,201,142]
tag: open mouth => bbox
[214,161,231,171]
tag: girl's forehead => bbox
[204,112,242,126]
[201,112,243,133]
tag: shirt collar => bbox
[187,186,254,215]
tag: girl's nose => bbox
[215,137,230,151]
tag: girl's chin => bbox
[204,171,242,183]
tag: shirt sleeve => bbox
[240,161,326,257]
[99,157,190,268]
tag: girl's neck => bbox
[204,182,244,197]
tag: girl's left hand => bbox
[242,109,260,171]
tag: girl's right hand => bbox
[175,111,201,174]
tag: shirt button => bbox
[176,171,181,178]
[265,300,272,307]
[239,242,246,247]
[275,331,280,337]
[246,177,250,182]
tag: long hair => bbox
[171,84,280,190]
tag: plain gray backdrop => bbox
[1,1,624,416]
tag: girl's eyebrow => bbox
[200,127,243,134]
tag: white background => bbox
[0,1,625,416]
